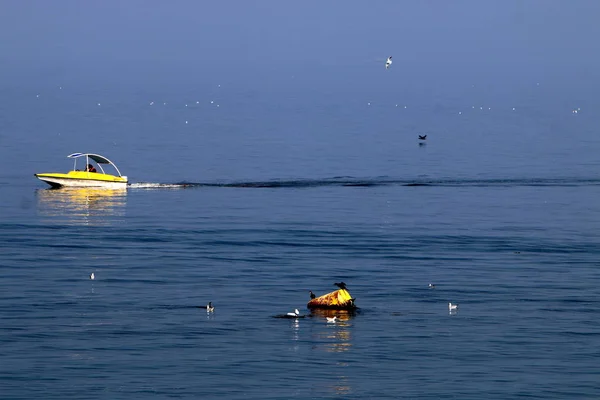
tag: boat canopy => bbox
[67,153,124,177]
[68,153,113,164]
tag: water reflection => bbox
[36,188,127,225]
[291,319,300,340]
[330,372,352,396]
[310,309,356,324]
[288,319,301,352]
[310,309,355,395]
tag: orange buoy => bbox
[307,288,357,310]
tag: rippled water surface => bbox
[1,82,600,399]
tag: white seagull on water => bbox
[206,302,215,312]
[326,316,337,323]
[90,272,95,280]
[287,309,300,317]
[448,302,458,311]
[385,56,392,70]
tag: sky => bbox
[1,1,599,89]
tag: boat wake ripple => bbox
[129,177,600,190]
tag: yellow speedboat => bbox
[35,153,128,189]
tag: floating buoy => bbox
[307,288,357,310]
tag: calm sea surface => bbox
[1,80,600,399]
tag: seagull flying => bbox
[419,135,427,140]
[385,56,392,70]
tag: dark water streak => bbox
[131,176,600,190]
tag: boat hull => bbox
[35,171,128,189]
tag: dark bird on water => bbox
[334,282,347,290]
[309,290,316,299]
[418,135,427,140]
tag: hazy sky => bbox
[1,1,599,87]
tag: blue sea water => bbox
[1,76,600,400]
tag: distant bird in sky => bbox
[334,282,347,290]
[206,302,215,313]
[418,135,427,140]
[326,316,337,323]
[385,56,393,70]
[309,291,316,299]
[448,302,458,311]
[287,309,300,317]
[90,272,95,280]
